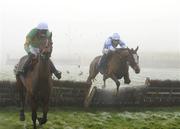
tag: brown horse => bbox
[16,36,53,129]
[87,47,140,95]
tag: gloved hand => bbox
[29,45,40,57]
[102,49,109,54]
[28,52,36,59]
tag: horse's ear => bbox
[135,46,139,52]
[127,47,131,53]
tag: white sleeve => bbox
[102,38,111,54]
[29,45,39,55]
[102,49,109,54]
[109,46,116,51]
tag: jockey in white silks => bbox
[98,33,127,72]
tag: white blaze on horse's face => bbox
[133,54,139,64]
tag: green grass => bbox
[0,107,180,129]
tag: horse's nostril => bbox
[135,69,140,74]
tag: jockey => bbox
[23,22,61,79]
[98,33,127,72]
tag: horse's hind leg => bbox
[86,69,99,85]
[86,76,93,85]
[16,77,26,121]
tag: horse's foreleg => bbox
[102,75,108,89]
[38,103,48,125]
[86,69,99,85]
[32,110,37,129]
[124,72,131,84]
[30,99,37,129]
[110,74,120,96]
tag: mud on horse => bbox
[87,47,140,95]
[16,37,53,129]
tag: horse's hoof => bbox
[38,117,47,125]
[86,81,92,85]
[20,116,25,121]
[113,92,118,96]
[124,80,131,84]
[33,125,37,129]
[19,111,25,121]
[116,92,119,96]
[116,81,120,87]
[102,85,106,89]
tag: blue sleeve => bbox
[103,38,112,49]
[119,40,126,47]
[103,42,107,49]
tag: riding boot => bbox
[49,60,61,79]
[98,54,108,73]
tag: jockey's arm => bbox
[24,37,31,54]
[109,46,116,51]
[24,28,37,54]
[102,38,116,54]
[102,45,116,54]
[119,40,127,48]
[24,34,39,56]
[29,45,39,56]
[102,39,108,54]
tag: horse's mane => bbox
[114,48,129,57]
[115,48,128,52]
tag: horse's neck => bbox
[107,51,128,71]
[112,51,129,63]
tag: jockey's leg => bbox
[49,59,61,79]
[98,54,108,72]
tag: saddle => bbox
[14,55,38,75]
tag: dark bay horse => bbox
[87,47,140,95]
[16,36,53,129]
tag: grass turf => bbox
[0,107,180,129]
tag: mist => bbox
[0,0,180,68]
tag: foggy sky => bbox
[0,0,180,63]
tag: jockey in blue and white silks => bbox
[102,33,126,54]
[99,33,127,73]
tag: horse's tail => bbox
[86,56,101,84]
